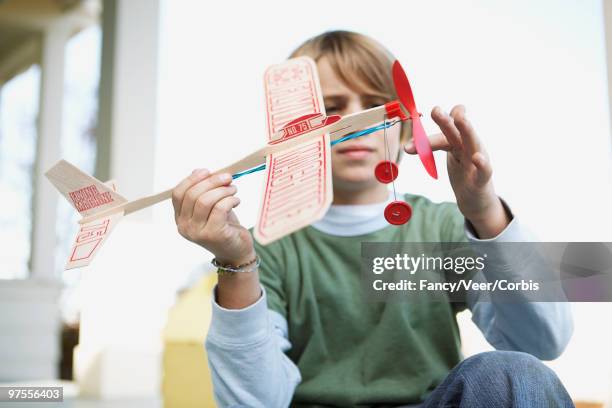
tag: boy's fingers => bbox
[204,196,241,233]
[172,169,210,220]
[404,132,449,154]
[181,173,232,221]
[472,152,493,187]
[450,105,481,159]
[192,185,237,225]
[431,106,463,152]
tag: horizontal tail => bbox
[45,160,127,217]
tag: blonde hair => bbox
[289,30,411,144]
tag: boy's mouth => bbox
[336,144,375,160]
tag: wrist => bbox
[216,268,261,309]
[215,249,257,267]
[465,197,510,239]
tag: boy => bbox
[172,31,573,407]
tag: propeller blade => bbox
[392,60,438,179]
[392,60,417,114]
[412,116,438,179]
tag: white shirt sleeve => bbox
[205,285,300,408]
[464,216,574,360]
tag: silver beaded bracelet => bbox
[211,255,260,274]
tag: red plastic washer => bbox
[384,200,412,225]
[375,161,399,184]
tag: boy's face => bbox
[317,57,402,192]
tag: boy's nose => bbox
[344,100,365,115]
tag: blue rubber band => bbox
[232,164,266,179]
[232,121,397,180]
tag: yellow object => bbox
[162,271,218,408]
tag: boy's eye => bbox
[363,98,388,109]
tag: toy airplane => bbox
[46,57,437,270]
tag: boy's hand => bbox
[172,169,256,265]
[404,105,510,238]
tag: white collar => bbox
[311,190,396,236]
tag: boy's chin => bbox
[332,171,377,189]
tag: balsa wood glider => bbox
[46,57,437,269]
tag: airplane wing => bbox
[254,57,333,245]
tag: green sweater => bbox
[255,193,469,407]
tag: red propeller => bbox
[392,60,438,180]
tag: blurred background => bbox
[0,0,611,406]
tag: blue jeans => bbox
[403,351,574,408]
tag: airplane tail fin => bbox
[65,210,124,270]
[45,160,128,270]
[45,160,127,217]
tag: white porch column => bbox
[95,0,160,219]
[30,22,70,279]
